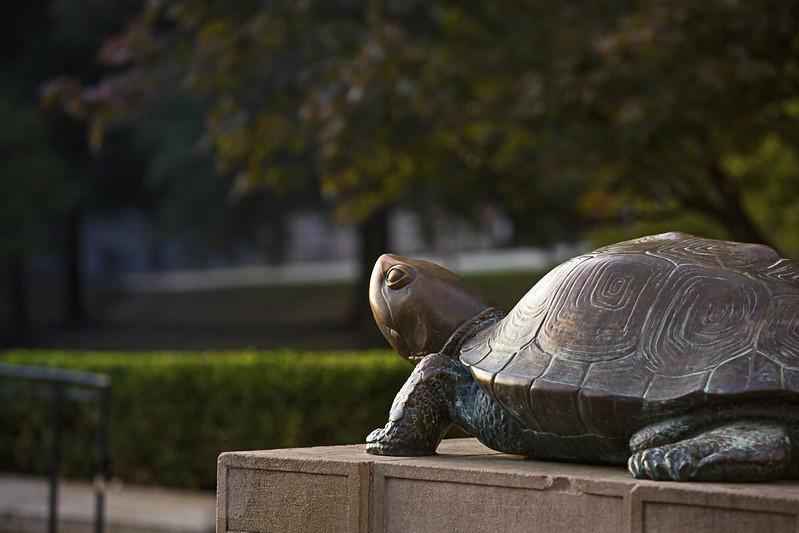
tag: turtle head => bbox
[370,253,491,364]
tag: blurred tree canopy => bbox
[2,0,314,345]
[48,0,799,255]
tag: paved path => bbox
[0,474,214,533]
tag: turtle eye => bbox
[386,266,413,289]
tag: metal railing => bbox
[0,363,111,533]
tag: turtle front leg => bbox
[366,353,460,456]
[628,421,792,481]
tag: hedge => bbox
[0,349,409,489]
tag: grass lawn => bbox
[31,268,549,351]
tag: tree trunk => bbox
[64,211,86,325]
[705,162,776,249]
[2,254,31,347]
[351,207,390,343]
[669,163,779,253]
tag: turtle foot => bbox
[628,445,698,481]
[366,423,437,456]
[628,421,791,482]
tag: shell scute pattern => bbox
[582,355,653,398]
[537,357,588,386]
[639,265,769,377]
[488,256,590,357]
[525,358,591,436]
[755,259,799,288]
[460,326,492,366]
[650,236,780,270]
[537,253,673,363]
[529,379,586,436]
[460,232,799,422]
[644,371,709,404]
[592,231,690,255]
[579,388,647,438]
[785,367,799,390]
[757,294,799,369]
[705,352,782,396]
[578,357,652,436]
[462,256,587,398]
[491,342,551,431]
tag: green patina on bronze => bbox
[367,232,799,482]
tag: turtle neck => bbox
[440,307,505,357]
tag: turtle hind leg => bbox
[628,421,792,481]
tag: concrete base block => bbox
[217,438,799,533]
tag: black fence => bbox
[0,363,111,533]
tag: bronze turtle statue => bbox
[366,232,799,481]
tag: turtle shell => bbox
[460,232,799,439]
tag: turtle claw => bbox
[365,422,407,456]
[366,426,385,443]
[628,453,645,479]
[665,448,696,480]
[366,421,438,456]
[628,447,697,481]
[629,449,662,480]
[365,426,391,455]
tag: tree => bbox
[49,0,799,282]
[321,0,799,251]
[542,0,799,251]
[0,100,72,344]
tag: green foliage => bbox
[0,350,409,489]
[48,0,799,251]
[553,0,799,252]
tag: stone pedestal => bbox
[217,438,799,533]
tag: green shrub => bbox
[0,349,408,489]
